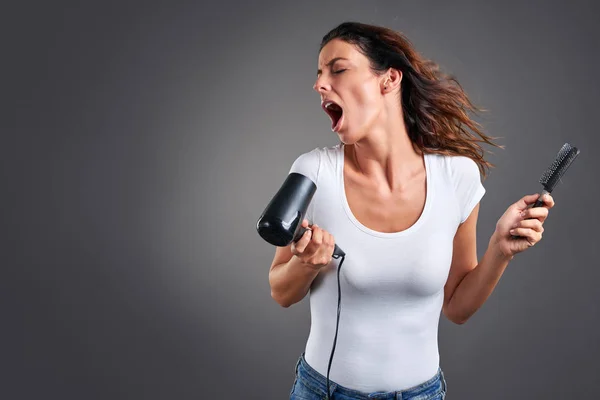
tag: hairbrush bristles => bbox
[539,143,580,193]
[511,142,580,239]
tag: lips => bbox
[321,100,344,132]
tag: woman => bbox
[268,21,554,400]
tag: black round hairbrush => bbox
[512,142,580,239]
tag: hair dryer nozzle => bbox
[256,173,316,247]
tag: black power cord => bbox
[325,254,345,400]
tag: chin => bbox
[337,128,366,145]
[336,131,354,145]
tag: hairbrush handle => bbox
[510,190,549,240]
[531,189,550,208]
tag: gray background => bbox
[2,0,599,399]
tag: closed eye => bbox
[332,69,347,75]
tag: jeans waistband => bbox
[294,352,447,399]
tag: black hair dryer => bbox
[256,173,345,258]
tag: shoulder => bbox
[436,154,481,183]
[437,154,485,223]
[289,144,340,183]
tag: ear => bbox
[382,68,403,92]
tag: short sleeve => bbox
[288,148,321,223]
[450,156,486,223]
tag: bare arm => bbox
[443,192,554,324]
[269,245,321,308]
[442,203,513,324]
[268,220,336,308]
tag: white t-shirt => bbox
[288,143,486,392]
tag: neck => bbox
[346,108,423,191]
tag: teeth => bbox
[324,101,340,111]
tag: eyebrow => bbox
[317,57,348,76]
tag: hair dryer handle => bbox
[295,227,346,259]
[332,243,345,259]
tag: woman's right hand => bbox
[290,219,336,270]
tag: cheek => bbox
[349,85,381,121]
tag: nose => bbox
[313,76,331,94]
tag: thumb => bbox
[515,193,541,210]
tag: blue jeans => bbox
[290,353,447,400]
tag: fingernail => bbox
[520,212,526,217]
[510,229,515,234]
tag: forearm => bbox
[269,256,321,308]
[446,232,514,324]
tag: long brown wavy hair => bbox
[320,21,503,179]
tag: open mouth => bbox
[322,100,344,132]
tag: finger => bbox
[301,219,309,228]
[513,219,544,233]
[509,227,542,242]
[292,229,312,254]
[318,254,332,266]
[329,235,337,256]
[311,225,323,247]
[317,232,333,264]
[323,232,334,253]
[516,193,544,210]
[541,193,555,209]
[520,206,549,222]
[319,230,329,246]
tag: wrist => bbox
[292,255,323,272]
[489,231,514,262]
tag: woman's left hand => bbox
[491,193,555,259]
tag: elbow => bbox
[271,290,293,308]
[269,272,299,308]
[446,312,468,325]
[269,271,305,308]
[451,316,468,325]
[450,312,472,325]
[443,305,470,325]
